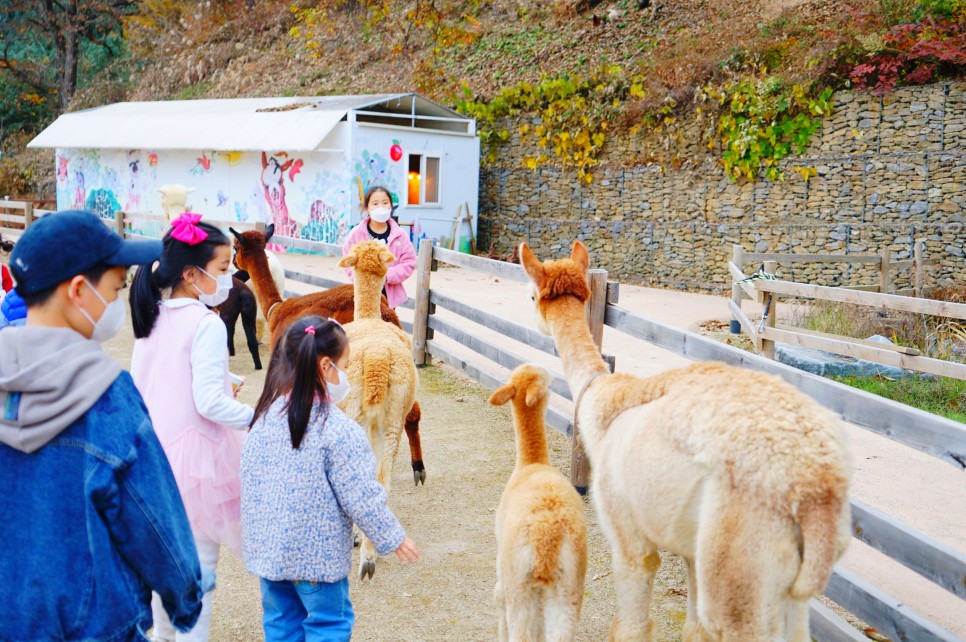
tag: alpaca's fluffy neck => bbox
[545,296,610,401]
[512,400,551,469]
[246,251,282,326]
[353,270,384,320]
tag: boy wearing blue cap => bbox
[0,210,209,641]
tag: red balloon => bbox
[390,144,403,162]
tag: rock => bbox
[776,344,914,379]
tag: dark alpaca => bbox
[230,224,426,484]
[216,277,262,370]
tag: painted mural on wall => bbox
[353,149,402,211]
[54,148,354,244]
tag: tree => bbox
[0,0,135,111]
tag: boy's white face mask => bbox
[77,278,126,343]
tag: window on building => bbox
[407,153,441,206]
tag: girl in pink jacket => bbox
[341,186,416,308]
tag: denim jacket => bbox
[0,372,205,641]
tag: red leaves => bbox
[849,19,966,95]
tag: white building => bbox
[28,94,480,249]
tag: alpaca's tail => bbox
[790,490,849,599]
[362,348,391,409]
[529,495,570,585]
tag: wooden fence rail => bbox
[729,243,966,381]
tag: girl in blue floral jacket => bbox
[241,315,419,642]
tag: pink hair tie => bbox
[170,212,208,245]
[305,325,316,335]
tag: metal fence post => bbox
[731,244,745,333]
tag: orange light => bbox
[408,172,421,205]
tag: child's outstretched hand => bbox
[394,537,420,564]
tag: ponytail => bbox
[251,315,348,449]
[130,263,162,339]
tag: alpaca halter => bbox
[266,301,281,321]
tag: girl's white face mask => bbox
[193,266,233,307]
[369,207,392,224]
[325,363,351,404]
[77,278,126,343]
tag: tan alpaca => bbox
[337,241,418,580]
[490,364,587,642]
[519,240,851,642]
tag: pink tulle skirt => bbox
[162,427,245,556]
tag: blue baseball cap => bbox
[10,210,162,295]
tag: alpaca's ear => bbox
[184,187,196,194]
[518,243,545,289]
[380,247,396,264]
[489,384,516,407]
[264,223,275,243]
[338,254,358,269]
[524,382,546,408]
[570,240,589,272]
[228,227,244,242]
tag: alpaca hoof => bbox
[412,462,426,485]
[359,560,376,581]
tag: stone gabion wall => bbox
[478,82,966,293]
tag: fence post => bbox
[914,239,924,298]
[879,247,891,294]
[23,202,34,228]
[730,244,745,333]
[571,268,608,494]
[114,210,125,238]
[759,260,777,360]
[411,239,436,366]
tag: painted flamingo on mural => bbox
[260,152,299,240]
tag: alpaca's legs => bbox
[405,402,426,485]
[783,600,811,642]
[504,587,539,642]
[224,313,237,356]
[241,301,262,370]
[595,491,658,642]
[543,586,580,642]
[358,417,384,581]
[494,581,508,642]
[682,558,713,642]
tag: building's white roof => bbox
[28,93,470,152]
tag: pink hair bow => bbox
[170,212,208,245]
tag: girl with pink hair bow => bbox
[128,213,254,642]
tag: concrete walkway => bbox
[279,250,966,637]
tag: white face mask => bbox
[325,364,351,404]
[193,266,233,307]
[369,207,392,224]
[77,278,127,343]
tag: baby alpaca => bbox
[490,364,587,642]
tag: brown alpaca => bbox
[230,225,426,484]
[519,240,851,642]
[490,364,587,642]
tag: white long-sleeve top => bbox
[134,298,254,429]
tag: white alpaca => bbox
[156,184,195,220]
[490,364,587,642]
[337,241,418,580]
[519,240,852,642]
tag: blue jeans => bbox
[260,577,354,642]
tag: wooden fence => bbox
[729,244,966,381]
[4,209,965,641]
